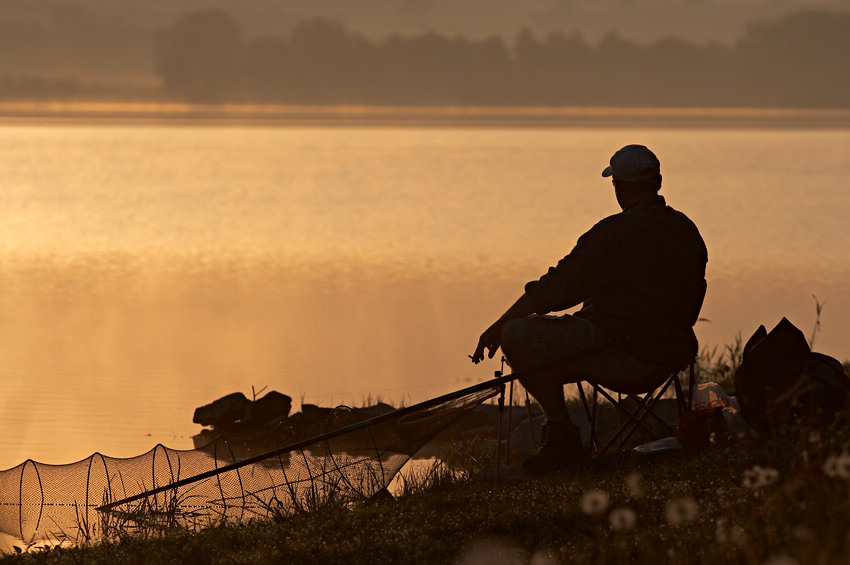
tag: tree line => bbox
[4,9,848,108]
[153,10,848,108]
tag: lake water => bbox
[0,121,848,470]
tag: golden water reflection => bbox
[0,253,847,470]
[0,122,847,470]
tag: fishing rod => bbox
[98,341,615,512]
[97,370,518,513]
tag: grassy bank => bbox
[3,332,848,565]
[4,417,850,565]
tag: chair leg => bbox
[672,361,695,416]
[618,386,679,447]
[688,361,695,409]
[591,387,599,452]
[674,374,686,416]
[597,389,663,453]
[575,382,599,453]
[576,360,694,455]
[596,375,681,453]
[621,365,693,444]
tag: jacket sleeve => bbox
[523,225,606,314]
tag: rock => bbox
[193,392,251,426]
[299,403,336,426]
[242,391,293,427]
[355,402,396,419]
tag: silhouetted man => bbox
[471,144,707,474]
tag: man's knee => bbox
[500,317,529,360]
[500,317,525,344]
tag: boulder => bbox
[242,391,293,427]
[355,402,396,419]
[193,392,251,426]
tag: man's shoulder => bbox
[576,212,623,245]
[579,202,704,247]
[663,205,705,239]
[633,200,702,232]
[582,205,654,235]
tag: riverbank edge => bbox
[1,102,848,129]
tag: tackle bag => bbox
[733,317,849,433]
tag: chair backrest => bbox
[685,279,707,327]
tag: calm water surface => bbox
[0,123,848,470]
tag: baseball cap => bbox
[601,145,660,181]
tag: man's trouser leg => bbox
[499,314,660,473]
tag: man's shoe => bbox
[521,421,586,475]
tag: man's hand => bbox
[470,322,502,364]
[469,294,536,364]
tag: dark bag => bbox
[733,317,850,433]
[676,406,727,450]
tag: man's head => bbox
[602,144,660,182]
[602,144,662,209]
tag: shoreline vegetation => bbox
[5,418,850,564]
[3,345,849,564]
[1,102,849,129]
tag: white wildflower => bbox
[742,465,780,489]
[715,518,747,547]
[608,507,637,531]
[823,452,850,479]
[579,490,610,516]
[665,496,699,527]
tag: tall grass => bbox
[696,332,744,389]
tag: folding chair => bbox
[564,280,704,455]
[575,360,695,455]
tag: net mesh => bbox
[0,381,504,549]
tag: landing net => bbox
[0,376,510,550]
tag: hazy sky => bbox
[4,0,849,44]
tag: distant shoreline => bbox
[1,102,848,129]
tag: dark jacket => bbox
[523,194,707,370]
